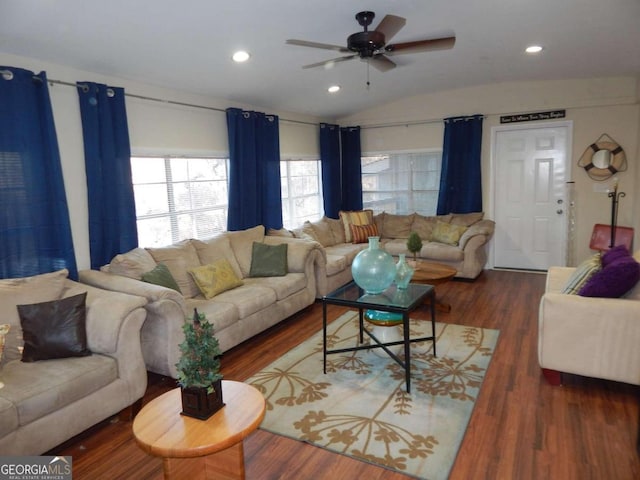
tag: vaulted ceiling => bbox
[1,0,639,119]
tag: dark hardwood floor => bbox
[51,270,640,479]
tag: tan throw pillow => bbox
[339,209,374,243]
[147,240,201,298]
[430,221,468,246]
[381,213,415,239]
[349,223,380,244]
[411,214,438,240]
[108,247,157,279]
[304,219,335,247]
[188,259,244,299]
[0,269,69,364]
[0,324,10,366]
[561,253,602,294]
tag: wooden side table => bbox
[410,261,457,312]
[133,380,265,480]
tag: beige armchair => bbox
[538,251,640,386]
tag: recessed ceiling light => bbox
[328,85,341,93]
[232,51,250,63]
[525,45,543,54]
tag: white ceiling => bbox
[1,0,639,119]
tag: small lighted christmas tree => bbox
[176,309,222,394]
[406,231,423,262]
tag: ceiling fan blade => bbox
[374,14,406,44]
[369,54,396,72]
[302,54,358,70]
[385,36,456,55]
[286,39,350,53]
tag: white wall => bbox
[339,76,640,265]
[0,52,322,271]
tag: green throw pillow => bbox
[141,263,181,293]
[188,259,244,299]
[430,221,468,246]
[249,242,288,277]
[561,253,601,294]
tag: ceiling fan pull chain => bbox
[366,60,371,90]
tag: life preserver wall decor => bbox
[578,133,627,181]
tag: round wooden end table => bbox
[410,260,457,312]
[133,380,266,480]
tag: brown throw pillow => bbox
[17,292,92,362]
[349,223,380,244]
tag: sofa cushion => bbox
[209,284,277,319]
[188,259,244,299]
[184,298,239,333]
[349,223,379,243]
[0,270,68,365]
[325,254,348,277]
[267,227,294,238]
[226,225,266,277]
[411,215,439,240]
[325,243,367,267]
[141,263,181,292]
[339,210,374,243]
[250,242,288,277]
[326,217,346,244]
[18,293,91,362]
[108,248,157,279]
[578,254,640,298]
[430,221,468,246]
[192,235,243,280]
[0,396,17,438]
[147,240,201,298]
[561,253,601,294]
[381,213,415,239]
[601,244,631,267]
[450,212,484,227]
[420,242,465,262]
[0,354,117,427]
[244,272,307,301]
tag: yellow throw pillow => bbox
[188,259,244,299]
[339,209,374,243]
[430,221,468,246]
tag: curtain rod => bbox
[37,76,318,127]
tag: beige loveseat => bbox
[279,212,495,297]
[0,269,148,455]
[538,250,640,386]
[80,225,323,379]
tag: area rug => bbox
[246,312,500,480]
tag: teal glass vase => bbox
[394,253,414,289]
[351,236,396,294]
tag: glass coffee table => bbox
[322,282,436,393]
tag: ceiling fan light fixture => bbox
[328,85,341,93]
[525,45,543,54]
[232,50,251,63]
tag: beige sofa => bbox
[538,250,640,386]
[281,212,495,297]
[0,270,148,455]
[80,225,323,379]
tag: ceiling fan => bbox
[286,11,455,72]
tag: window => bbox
[280,158,323,229]
[361,151,442,215]
[131,156,229,247]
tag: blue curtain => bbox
[437,114,484,215]
[319,123,341,218]
[0,67,78,279]
[340,126,363,211]
[77,82,138,269]
[226,108,282,231]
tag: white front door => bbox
[492,122,572,270]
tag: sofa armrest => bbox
[263,236,326,273]
[62,280,148,402]
[459,219,495,250]
[80,269,185,308]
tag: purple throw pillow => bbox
[578,255,640,298]
[601,244,630,267]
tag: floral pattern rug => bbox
[247,312,499,480]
